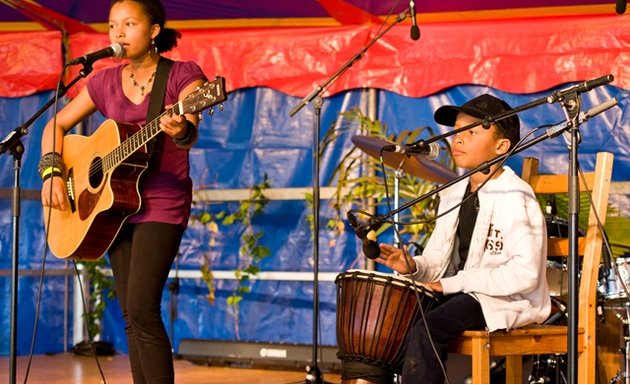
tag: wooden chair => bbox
[447,151,614,384]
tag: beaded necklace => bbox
[129,68,157,96]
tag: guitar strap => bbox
[145,56,174,157]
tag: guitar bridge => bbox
[66,170,76,213]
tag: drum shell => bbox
[335,270,438,371]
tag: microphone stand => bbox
[288,10,411,384]
[0,63,95,384]
[405,75,614,151]
[355,91,615,234]
[559,89,583,384]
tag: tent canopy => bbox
[0,0,628,98]
[1,0,628,357]
[0,0,620,31]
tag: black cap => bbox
[434,94,520,149]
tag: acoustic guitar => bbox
[44,76,227,260]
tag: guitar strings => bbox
[85,104,181,180]
[84,76,221,181]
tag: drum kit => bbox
[533,217,630,384]
[335,136,630,383]
[600,256,630,384]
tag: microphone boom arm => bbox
[401,75,615,150]
[0,65,93,156]
[289,11,408,117]
[354,97,617,233]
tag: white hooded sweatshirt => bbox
[408,166,551,331]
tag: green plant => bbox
[320,107,455,248]
[76,258,116,339]
[195,175,272,336]
[539,189,630,258]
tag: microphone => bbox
[382,141,440,160]
[575,74,615,93]
[409,0,420,41]
[617,0,627,14]
[347,212,381,259]
[68,43,125,65]
[547,74,614,103]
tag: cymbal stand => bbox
[392,157,409,247]
[288,10,410,384]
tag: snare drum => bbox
[544,215,584,297]
[335,269,439,384]
[547,260,568,297]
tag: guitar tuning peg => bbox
[208,108,214,116]
[198,112,203,121]
[219,104,224,111]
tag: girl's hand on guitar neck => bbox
[41,176,68,211]
[159,108,187,138]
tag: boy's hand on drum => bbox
[424,281,443,293]
[376,243,418,275]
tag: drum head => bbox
[337,269,437,300]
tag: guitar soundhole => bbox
[88,157,104,189]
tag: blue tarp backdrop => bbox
[0,83,628,356]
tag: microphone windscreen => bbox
[363,240,381,259]
[410,26,420,41]
[617,0,627,14]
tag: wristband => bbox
[172,120,197,147]
[38,152,65,179]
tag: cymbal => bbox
[351,135,456,184]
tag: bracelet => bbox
[38,152,65,179]
[41,167,64,182]
[172,120,197,147]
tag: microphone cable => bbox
[24,63,109,384]
[577,160,623,298]
[22,62,68,384]
[377,145,452,384]
[353,119,560,229]
[351,121,560,384]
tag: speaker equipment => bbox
[177,339,341,372]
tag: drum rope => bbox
[339,360,396,384]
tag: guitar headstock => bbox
[180,76,227,115]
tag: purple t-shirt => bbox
[87,61,206,228]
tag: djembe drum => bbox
[335,269,439,384]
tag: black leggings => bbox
[109,222,183,384]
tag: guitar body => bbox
[43,76,227,260]
[44,120,150,260]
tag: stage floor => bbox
[0,341,620,384]
[0,354,342,384]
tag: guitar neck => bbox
[102,102,182,173]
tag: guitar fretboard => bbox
[101,103,182,173]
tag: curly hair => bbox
[110,0,181,53]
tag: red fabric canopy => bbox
[1,14,628,98]
[0,31,62,97]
